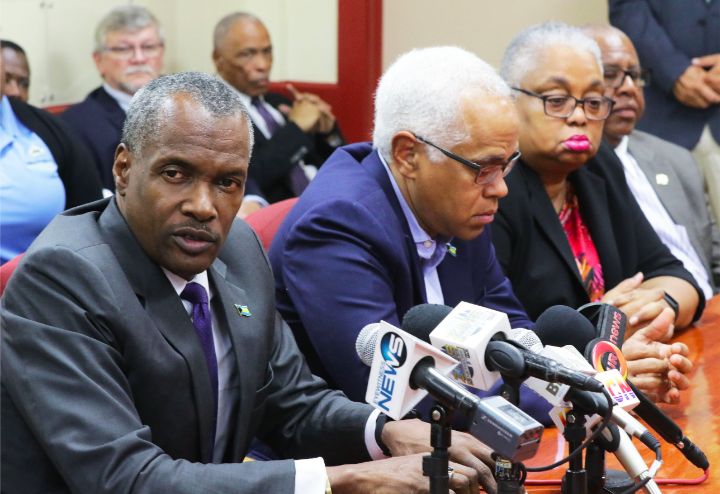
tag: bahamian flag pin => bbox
[234,304,252,317]
[447,243,457,257]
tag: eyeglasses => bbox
[603,65,650,88]
[512,87,614,121]
[414,135,521,185]
[102,42,164,60]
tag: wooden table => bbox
[523,296,720,493]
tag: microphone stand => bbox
[561,409,589,494]
[496,377,525,494]
[423,404,453,494]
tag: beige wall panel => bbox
[0,0,337,107]
[382,0,609,70]
[168,0,337,83]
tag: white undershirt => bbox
[614,136,712,300]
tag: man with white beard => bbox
[62,5,165,192]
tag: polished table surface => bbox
[523,295,719,493]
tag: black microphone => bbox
[401,304,604,393]
[535,304,710,470]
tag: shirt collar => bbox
[162,268,211,298]
[377,151,451,262]
[613,135,630,157]
[102,83,133,113]
[0,96,22,138]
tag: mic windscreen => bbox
[355,323,381,366]
[507,328,543,354]
[534,305,596,352]
[401,303,453,342]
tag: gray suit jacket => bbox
[1,198,373,493]
[627,130,720,291]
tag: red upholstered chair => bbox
[244,198,298,251]
[0,254,24,295]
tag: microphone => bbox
[355,321,465,420]
[401,302,604,393]
[356,321,544,461]
[536,304,709,470]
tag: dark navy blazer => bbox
[61,86,125,191]
[269,143,549,420]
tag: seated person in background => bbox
[213,12,344,204]
[1,71,499,494]
[1,40,30,102]
[61,5,165,192]
[270,46,552,420]
[493,22,700,402]
[584,24,720,295]
[0,55,102,263]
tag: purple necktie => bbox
[251,97,309,195]
[251,97,281,136]
[181,282,218,445]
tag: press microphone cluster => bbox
[536,304,709,471]
[400,302,604,394]
[355,321,543,461]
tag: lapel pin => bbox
[234,304,252,317]
[447,243,457,257]
[655,173,669,186]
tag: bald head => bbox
[212,13,273,97]
[583,24,646,146]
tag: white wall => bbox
[0,0,337,107]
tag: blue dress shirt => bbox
[0,96,65,263]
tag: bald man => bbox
[585,24,719,297]
[213,12,345,203]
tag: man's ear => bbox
[113,144,132,196]
[390,131,421,179]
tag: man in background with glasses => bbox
[62,5,165,193]
[584,25,719,296]
[268,46,550,425]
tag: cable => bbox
[526,388,614,472]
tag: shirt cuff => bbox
[364,409,389,460]
[243,194,269,208]
[294,457,327,494]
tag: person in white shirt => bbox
[585,24,720,297]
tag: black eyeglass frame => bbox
[511,87,615,121]
[414,134,521,185]
[602,65,651,89]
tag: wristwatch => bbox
[663,291,680,321]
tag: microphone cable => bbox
[525,388,614,472]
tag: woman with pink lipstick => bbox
[492,22,703,341]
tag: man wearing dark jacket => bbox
[213,12,344,204]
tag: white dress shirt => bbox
[614,136,713,300]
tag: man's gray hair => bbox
[122,72,254,157]
[372,46,511,163]
[94,5,164,52]
[213,12,261,50]
[500,21,603,89]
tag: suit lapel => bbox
[96,87,127,132]
[522,164,584,286]
[627,134,685,225]
[364,151,428,303]
[570,166,623,287]
[207,259,267,460]
[98,200,217,461]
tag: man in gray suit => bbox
[1,72,497,494]
[585,25,720,297]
